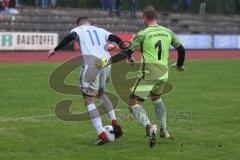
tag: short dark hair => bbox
[76,17,90,25]
[143,6,157,20]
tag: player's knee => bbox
[129,94,145,107]
[150,92,161,101]
[128,99,138,113]
[84,97,94,105]
[151,96,160,101]
[83,93,95,105]
[96,90,104,98]
[128,99,136,108]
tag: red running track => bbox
[0,50,240,63]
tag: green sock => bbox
[131,104,151,128]
[153,99,167,130]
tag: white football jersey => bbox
[70,25,111,61]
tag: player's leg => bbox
[129,78,158,148]
[98,92,116,123]
[83,94,108,145]
[97,67,116,122]
[97,67,123,138]
[129,63,168,145]
[150,79,171,138]
[98,91,123,139]
[129,78,156,128]
[129,95,157,148]
[151,95,170,138]
[80,66,108,145]
[129,95,150,128]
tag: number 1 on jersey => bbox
[155,40,162,60]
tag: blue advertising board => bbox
[214,35,239,49]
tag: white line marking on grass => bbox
[0,114,57,122]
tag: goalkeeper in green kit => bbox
[96,6,185,148]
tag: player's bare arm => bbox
[48,31,78,58]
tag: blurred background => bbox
[1,0,240,51]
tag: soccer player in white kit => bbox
[48,17,125,145]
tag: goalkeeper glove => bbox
[170,63,185,71]
[95,58,110,68]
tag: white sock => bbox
[131,104,151,128]
[153,99,167,130]
[87,103,104,134]
[106,110,116,120]
[99,94,116,120]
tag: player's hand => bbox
[95,58,109,68]
[128,56,135,66]
[170,63,185,71]
[48,50,56,58]
[119,41,130,50]
[176,65,185,71]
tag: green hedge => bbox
[23,0,240,15]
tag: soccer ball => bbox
[104,125,115,142]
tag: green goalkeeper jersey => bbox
[130,25,182,66]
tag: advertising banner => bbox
[214,35,239,49]
[72,33,240,51]
[0,32,58,50]
[177,35,212,49]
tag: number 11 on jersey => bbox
[87,30,101,46]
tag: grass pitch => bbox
[0,60,240,160]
